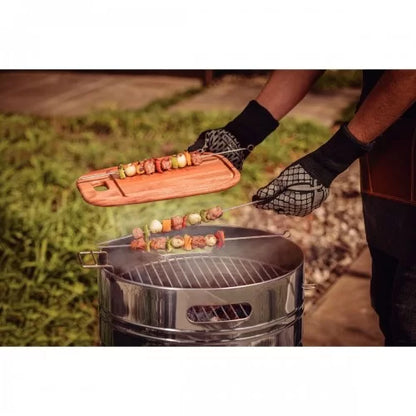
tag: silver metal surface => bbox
[198,146,254,155]
[77,171,118,182]
[222,199,266,212]
[223,195,277,212]
[79,225,305,346]
[78,250,114,271]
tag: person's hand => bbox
[253,163,330,216]
[188,100,279,171]
[252,124,373,216]
[188,128,249,171]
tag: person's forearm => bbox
[348,70,416,143]
[256,70,324,119]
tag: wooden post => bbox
[203,70,214,87]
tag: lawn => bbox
[0,91,330,345]
[312,70,362,92]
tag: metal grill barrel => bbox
[80,226,305,346]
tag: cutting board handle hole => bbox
[94,184,109,192]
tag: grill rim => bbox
[98,225,304,291]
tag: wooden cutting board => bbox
[76,153,240,207]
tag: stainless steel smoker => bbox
[79,226,305,346]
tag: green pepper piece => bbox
[171,155,179,169]
[200,209,208,222]
[145,241,151,252]
[166,238,173,253]
[118,164,126,179]
[144,224,150,241]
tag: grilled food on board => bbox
[119,151,203,179]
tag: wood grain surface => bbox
[76,154,240,207]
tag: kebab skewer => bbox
[130,196,279,239]
[132,205,224,240]
[129,231,225,252]
[78,147,251,182]
[100,230,290,252]
[120,150,204,179]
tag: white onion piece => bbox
[171,237,185,248]
[176,153,187,168]
[124,163,137,177]
[205,234,217,247]
[188,213,202,225]
[149,220,163,233]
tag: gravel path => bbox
[223,161,366,310]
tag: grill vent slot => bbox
[187,303,252,323]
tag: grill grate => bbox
[121,255,285,324]
[121,255,284,289]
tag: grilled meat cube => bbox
[171,216,183,230]
[191,235,207,249]
[161,157,172,170]
[132,227,144,239]
[130,238,146,250]
[206,206,223,220]
[154,158,163,173]
[190,151,203,166]
[143,159,155,174]
[150,237,167,250]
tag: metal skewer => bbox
[78,171,118,181]
[227,232,290,239]
[222,184,324,212]
[200,147,252,158]
[222,193,280,212]
[222,199,264,212]
[98,232,290,249]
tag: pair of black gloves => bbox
[188,100,372,216]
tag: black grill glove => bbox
[252,124,373,216]
[188,100,279,170]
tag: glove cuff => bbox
[225,100,279,147]
[299,123,373,187]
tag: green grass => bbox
[334,101,358,125]
[0,94,330,345]
[312,70,362,92]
